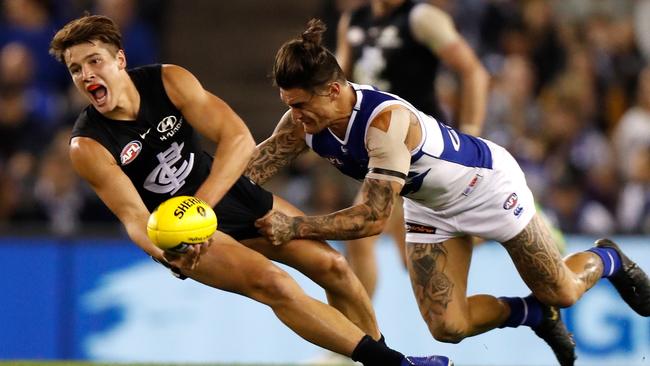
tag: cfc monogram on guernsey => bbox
[70,64,213,213]
[144,141,194,195]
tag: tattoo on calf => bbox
[408,243,454,317]
[579,260,602,290]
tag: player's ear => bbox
[329,81,341,99]
[116,49,127,70]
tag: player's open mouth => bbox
[87,84,107,105]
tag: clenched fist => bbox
[255,210,296,246]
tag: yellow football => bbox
[147,196,217,252]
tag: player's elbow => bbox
[232,132,256,160]
[237,130,256,153]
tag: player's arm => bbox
[255,107,410,244]
[336,12,353,77]
[244,110,308,185]
[69,137,164,260]
[161,64,255,206]
[410,3,489,136]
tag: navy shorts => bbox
[213,175,274,241]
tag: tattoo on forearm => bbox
[293,178,396,240]
[407,243,454,317]
[245,123,306,185]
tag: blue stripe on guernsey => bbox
[437,122,493,168]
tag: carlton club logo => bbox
[120,140,142,165]
[144,141,194,195]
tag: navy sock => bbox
[351,335,404,366]
[587,247,622,278]
[499,295,544,328]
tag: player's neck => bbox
[327,83,357,139]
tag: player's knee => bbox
[313,249,353,284]
[248,267,300,305]
[429,319,470,344]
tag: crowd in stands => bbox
[0,0,161,234]
[1,0,649,237]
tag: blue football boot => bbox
[401,355,453,366]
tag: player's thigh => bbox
[242,195,349,279]
[186,230,295,298]
[500,213,571,298]
[406,236,473,324]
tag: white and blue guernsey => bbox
[305,83,497,212]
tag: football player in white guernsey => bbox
[251,19,650,366]
[336,0,490,300]
[51,14,452,366]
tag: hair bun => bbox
[300,18,326,48]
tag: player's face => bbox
[279,86,337,134]
[64,41,126,114]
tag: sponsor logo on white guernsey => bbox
[120,140,142,165]
[144,141,194,195]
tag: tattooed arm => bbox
[255,177,402,245]
[244,110,308,185]
[254,107,412,245]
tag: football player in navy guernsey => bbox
[251,19,650,366]
[50,14,452,366]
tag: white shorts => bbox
[403,143,536,244]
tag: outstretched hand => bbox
[255,209,296,246]
[163,239,212,271]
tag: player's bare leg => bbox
[346,234,379,298]
[499,213,650,364]
[183,230,451,366]
[501,214,602,307]
[405,236,510,342]
[185,230,363,355]
[243,195,380,339]
[388,197,407,267]
[346,196,407,298]
[406,233,575,365]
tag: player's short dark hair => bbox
[49,14,123,63]
[273,18,345,91]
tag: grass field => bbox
[0,363,350,366]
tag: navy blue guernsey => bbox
[71,64,212,212]
[347,0,444,120]
[70,64,274,241]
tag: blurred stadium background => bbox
[1,0,649,365]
